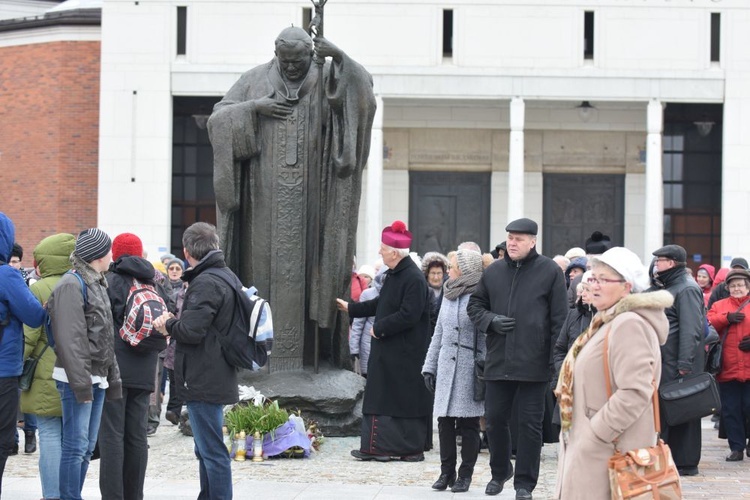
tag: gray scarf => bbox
[443,249,484,300]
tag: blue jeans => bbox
[37,415,62,500]
[57,381,105,500]
[187,401,232,500]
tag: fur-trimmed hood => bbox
[421,251,449,275]
[600,290,674,345]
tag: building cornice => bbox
[0,7,100,33]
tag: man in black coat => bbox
[154,222,239,500]
[100,233,170,500]
[649,244,705,476]
[337,221,432,462]
[467,218,567,499]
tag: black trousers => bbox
[438,416,480,478]
[166,369,184,415]
[485,380,547,492]
[719,380,750,452]
[660,411,702,468]
[0,377,19,498]
[98,387,151,500]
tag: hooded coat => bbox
[0,213,46,378]
[555,290,673,500]
[20,233,75,416]
[697,264,716,308]
[106,255,170,391]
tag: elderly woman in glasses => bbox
[707,268,750,462]
[554,248,673,499]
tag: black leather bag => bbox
[658,372,721,426]
[19,343,49,392]
[473,328,485,401]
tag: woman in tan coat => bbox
[554,247,673,499]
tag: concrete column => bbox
[365,95,384,267]
[507,97,525,222]
[644,99,664,260]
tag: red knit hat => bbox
[381,220,412,249]
[112,233,143,261]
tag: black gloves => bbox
[739,336,750,352]
[727,312,746,324]
[489,315,516,335]
[423,373,436,393]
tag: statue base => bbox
[237,364,365,437]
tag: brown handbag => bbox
[603,328,683,500]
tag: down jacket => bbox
[422,294,485,418]
[20,233,75,417]
[555,290,673,500]
[349,269,385,375]
[707,295,750,383]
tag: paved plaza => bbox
[4,414,748,499]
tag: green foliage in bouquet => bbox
[224,399,289,436]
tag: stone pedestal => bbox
[237,365,365,437]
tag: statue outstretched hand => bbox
[254,92,294,118]
[313,37,343,64]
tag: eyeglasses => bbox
[168,266,182,271]
[428,271,443,277]
[728,283,748,290]
[587,276,626,286]
[655,257,673,263]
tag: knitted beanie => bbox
[456,248,484,278]
[75,228,112,263]
[112,233,143,261]
[166,258,185,270]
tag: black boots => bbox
[451,476,471,493]
[24,430,36,454]
[431,472,456,490]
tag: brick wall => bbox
[0,40,100,260]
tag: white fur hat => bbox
[591,247,650,293]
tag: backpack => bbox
[119,278,168,347]
[244,286,273,370]
[203,268,270,370]
[46,270,88,349]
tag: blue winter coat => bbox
[0,213,46,377]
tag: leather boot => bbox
[431,472,456,490]
[24,430,36,454]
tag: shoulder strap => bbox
[603,325,661,436]
[67,270,88,308]
[737,297,750,313]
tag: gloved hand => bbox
[727,312,746,324]
[351,354,359,362]
[739,336,750,352]
[423,373,436,393]
[489,315,516,335]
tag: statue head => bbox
[274,27,314,82]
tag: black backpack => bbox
[203,268,268,370]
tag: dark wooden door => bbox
[543,174,625,257]
[409,172,491,256]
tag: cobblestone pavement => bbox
[4,415,749,499]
